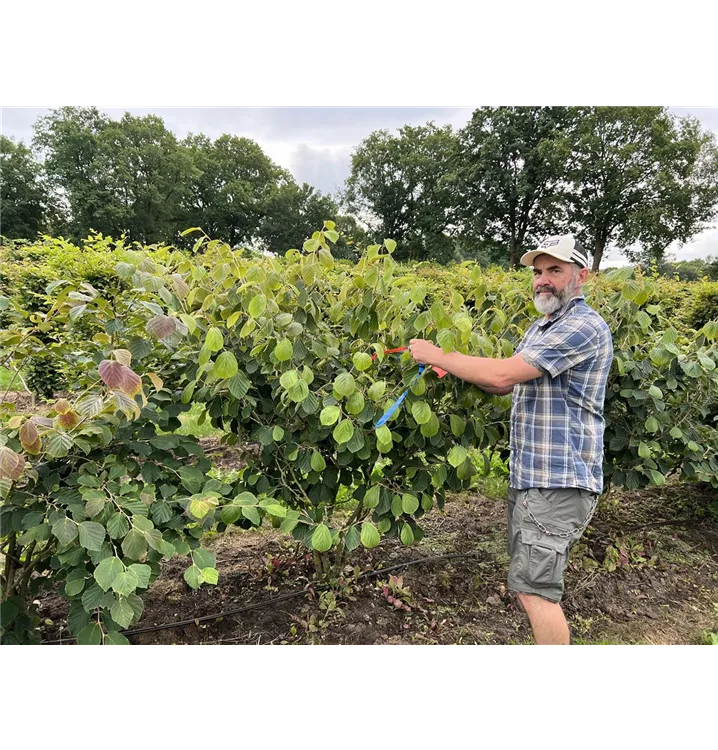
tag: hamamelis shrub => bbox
[0,277,225,644]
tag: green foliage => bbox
[2,226,717,644]
[0,135,54,239]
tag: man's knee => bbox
[516,591,560,614]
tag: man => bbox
[408,235,613,645]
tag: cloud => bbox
[289,143,353,196]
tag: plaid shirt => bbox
[510,296,613,494]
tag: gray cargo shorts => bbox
[507,486,598,603]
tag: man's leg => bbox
[516,592,570,645]
[507,488,597,644]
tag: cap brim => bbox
[520,249,586,268]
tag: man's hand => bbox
[408,339,443,366]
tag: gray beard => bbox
[533,278,579,315]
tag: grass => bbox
[0,367,23,390]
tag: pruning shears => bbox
[371,346,448,428]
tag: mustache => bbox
[535,285,558,294]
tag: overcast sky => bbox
[2,106,717,267]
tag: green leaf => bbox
[420,413,440,438]
[132,516,154,533]
[200,567,219,585]
[214,351,239,379]
[242,506,261,525]
[310,450,326,472]
[274,339,294,362]
[333,419,355,445]
[78,521,105,551]
[363,485,380,509]
[648,470,666,486]
[94,557,124,592]
[77,623,102,645]
[192,548,216,570]
[107,513,130,539]
[65,576,87,597]
[334,372,356,397]
[383,238,397,253]
[368,380,386,400]
[46,431,74,458]
[184,566,202,590]
[648,385,663,399]
[400,523,415,546]
[81,583,109,612]
[320,405,341,426]
[312,524,333,553]
[112,569,140,597]
[149,434,180,450]
[234,492,258,506]
[85,495,106,518]
[287,379,309,403]
[205,327,224,352]
[345,391,365,416]
[220,505,243,524]
[52,517,78,546]
[450,415,466,437]
[228,371,251,399]
[375,424,392,445]
[411,401,431,425]
[638,442,652,459]
[352,352,373,371]
[280,510,301,534]
[645,416,660,433]
[105,631,130,645]
[248,294,267,318]
[360,522,380,549]
[121,529,147,560]
[402,493,419,514]
[447,445,467,468]
[178,466,205,493]
[111,597,135,629]
[344,525,361,552]
[128,564,152,589]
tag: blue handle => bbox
[375,365,425,428]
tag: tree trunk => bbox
[509,240,518,269]
[592,237,605,273]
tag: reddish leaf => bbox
[0,446,20,476]
[54,398,72,415]
[170,274,189,299]
[99,360,125,389]
[119,366,143,397]
[19,420,40,450]
[146,315,178,339]
[58,410,80,429]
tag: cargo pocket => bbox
[520,527,570,588]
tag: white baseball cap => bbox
[520,235,590,269]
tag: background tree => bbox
[565,106,718,271]
[451,106,573,268]
[0,135,55,239]
[344,124,458,262]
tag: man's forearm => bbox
[432,351,511,390]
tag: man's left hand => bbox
[408,339,442,366]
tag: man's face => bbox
[532,254,585,315]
